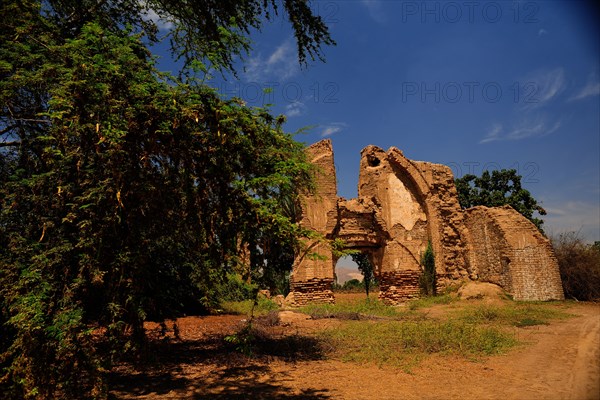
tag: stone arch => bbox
[287,140,563,306]
[356,146,438,301]
[385,147,446,276]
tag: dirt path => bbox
[482,302,600,400]
[110,302,600,400]
[266,302,599,400]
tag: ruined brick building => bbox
[287,140,564,305]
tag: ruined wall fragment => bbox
[336,197,388,248]
[289,140,564,306]
[409,158,472,283]
[463,205,564,301]
[358,146,469,303]
[288,139,337,306]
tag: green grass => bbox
[407,293,457,310]
[220,297,279,316]
[313,299,572,371]
[320,319,517,370]
[298,298,406,319]
[223,294,574,372]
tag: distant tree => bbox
[419,241,436,296]
[343,279,363,291]
[352,253,375,297]
[455,169,546,231]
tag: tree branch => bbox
[0,125,16,136]
[0,141,21,147]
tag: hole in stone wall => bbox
[335,255,361,289]
[367,155,381,167]
[334,253,378,298]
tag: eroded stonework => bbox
[289,140,564,305]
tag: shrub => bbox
[342,279,363,291]
[419,241,436,296]
[217,273,258,302]
[552,232,600,301]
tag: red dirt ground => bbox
[109,296,600,400]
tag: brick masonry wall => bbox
[464,206,564,301]
[288,278,335,306]
[378,270,422,305]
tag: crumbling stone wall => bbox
[357,146,471,303]
[287,139,564,306]
[335,197,388,248]
[289,140,338,306]
[464,206,564,301]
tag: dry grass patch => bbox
[313,299,573,372]
[319,319,516,371]
[457,301,571,327]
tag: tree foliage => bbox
[552,232,600,301]
[454,169,546,231]
[37,0,335,75]
[419,241,436,296]
[351,253,375,297]
[0,0,334,398]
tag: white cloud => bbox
[521,68,565,110]
[348,272,364,282]
[479,123,503,144]
[481,68,567,144]
[507,118,561,140]
[544,201,600,242]
[244,40,299,82]
[538,28,548,36]
[569,79,600,102]
[360,0,386,23]
[285,101,306,117]
[140,2,174,31]
[320,122,348,137]
[480,118,561,144]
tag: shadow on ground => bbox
[109,330,332,399]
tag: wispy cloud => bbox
[244,40,299,82]
[521,68,565,110]
[285,101,306,117]
[480,123,503,143]
[481,67,566,144]
[320,122,348,137]
[360,0,386,23]
[480,118,561,144]
[569,77,600,101]
[538,28,548,36]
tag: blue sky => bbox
[157,1,600,243]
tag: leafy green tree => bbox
[351,253,375,297]
[454,169,546,231]
[342,279,363,291]
[36,0,334,75]
[0,1,334,398]
[419,241,436,296]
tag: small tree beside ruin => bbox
[351,253,376,297]
[420,242,436,296]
